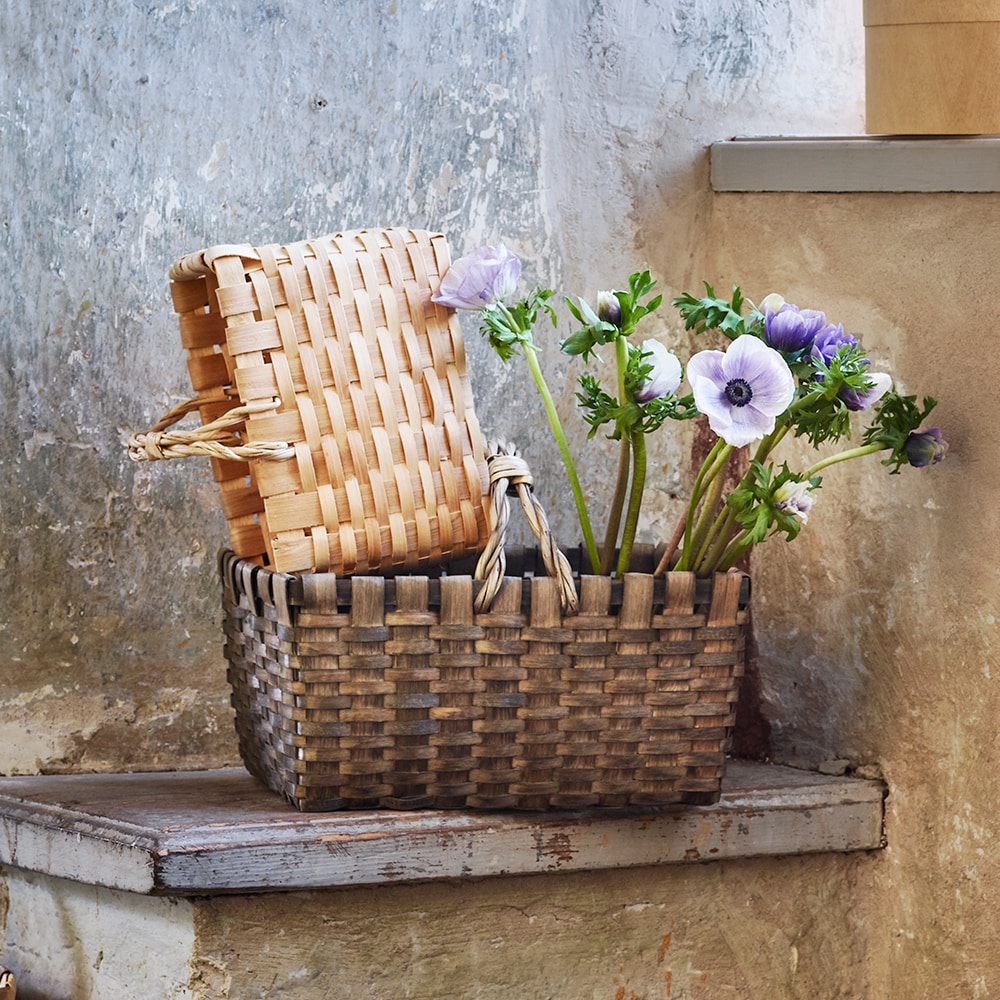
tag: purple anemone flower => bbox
[904,428,948,467]
[634,339,682,403]
[686,335,796,448]
[810,324,859,367]
[839,371,893,411]
[764,303,828,353]
[431,244,521,310]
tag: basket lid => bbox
[865,0,1000,26]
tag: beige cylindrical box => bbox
[865,0,1000,134]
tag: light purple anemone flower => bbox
[773,480,816,523]
[634,340,682,403]
[764,303,828,353]
[839,371,892,411]
[431,244,521,310]
[687,335,795,448]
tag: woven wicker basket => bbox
[221,446,749,812]
[128,228,490,576]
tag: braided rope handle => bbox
[474,441,579,615]
[126,395,294,464]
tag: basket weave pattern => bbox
[221,547,748,811]
[160,228,489,575]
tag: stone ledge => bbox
[710,135,1000,192]
[0,761,885,896]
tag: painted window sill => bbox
[0,760,884,896]
[710,135,1000,192]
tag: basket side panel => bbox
[172,269,269,564]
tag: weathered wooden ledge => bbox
[711,135,1000,192]
[0,760,885,896]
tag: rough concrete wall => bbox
[705,189,1000,998]
[13,1,995,999]
[189,855,881,999]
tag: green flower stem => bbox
[676,440,732,570]
[802,442,886,479]
[522,342,602,574]
[714,528,755,574]
[684,456,729,572]
[601,438,631,574]
[600,335,634,574]
[616,427,646,576]
[694,502,738,576]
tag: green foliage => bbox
[864,392,939,472]
[562,270,662,359]
[480,288,556,361]
[673,282,750,340]
[727,462,821,545]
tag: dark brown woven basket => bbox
[220,448,749,811]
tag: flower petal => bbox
[719,403,778,447]
[688,373,736,435]
[686,347,727,388]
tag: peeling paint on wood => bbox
[0,761,884,896]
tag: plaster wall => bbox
[2,1,993,998]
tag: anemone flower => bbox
[687,335,795,448]
[764,303,828,353]
[773,479,816,523]
[635,339,682,403]
[811,323,858,366]
[840,371,893,411]
[596,289,622,327]
[431,244,521,310]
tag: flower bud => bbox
[596,290,622,327]
[904,428,948,468]
[759,292,786,313]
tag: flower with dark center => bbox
[687,335,795,448]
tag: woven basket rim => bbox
[219,545,751,614]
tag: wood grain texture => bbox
[0,761,884,896]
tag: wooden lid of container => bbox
[865,0,1000,132]
[865,0,1000,25]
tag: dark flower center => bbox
[725,377,753,407]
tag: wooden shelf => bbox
[0,761,885,896]
[711,135,1000,192]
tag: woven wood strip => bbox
[221,549,749,812]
